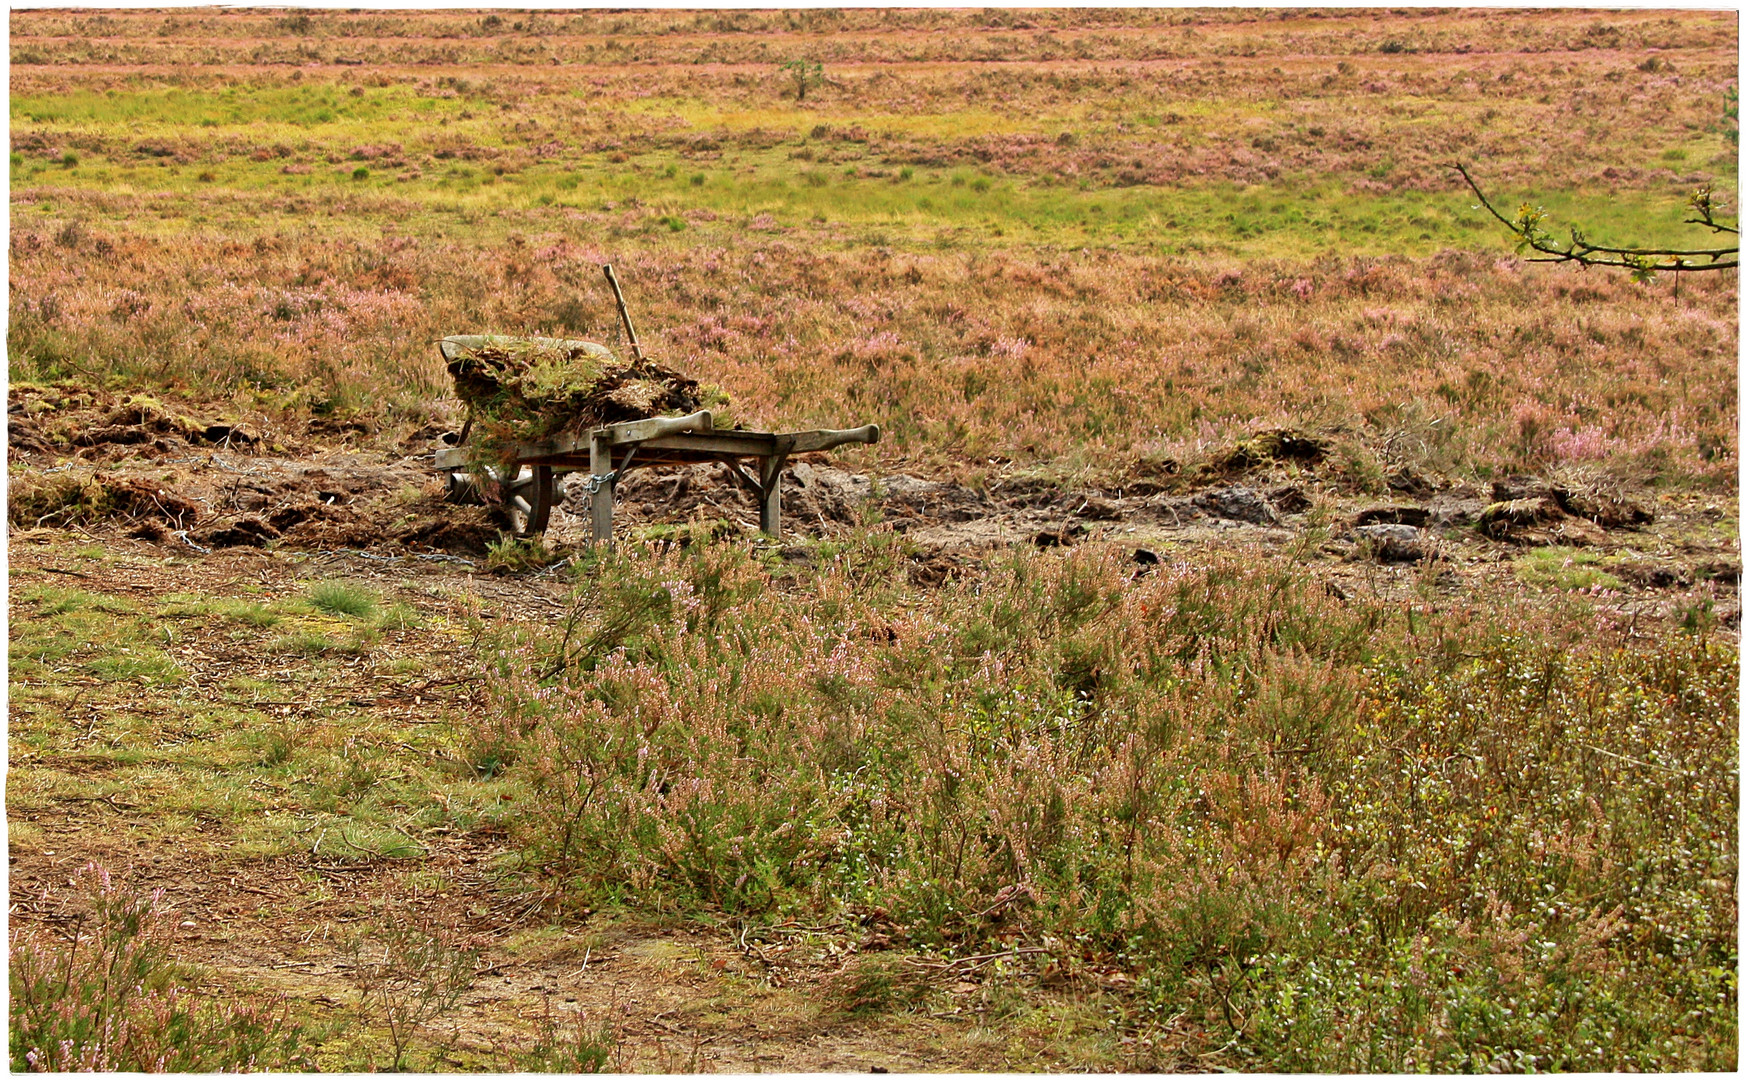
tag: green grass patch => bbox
[5,121,1718,261]
[11,83,444,129]
[1515,546,1626,591]
[161,594,285,628]
[305,580,380,618]
[86,648,184,684]
[268,630,344,656]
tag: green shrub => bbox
[485,536,558,574]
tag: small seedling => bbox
[501,996,617,1072]
[780,58,824,102]
[485,535,558,573]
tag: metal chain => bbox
[582,469,619,495]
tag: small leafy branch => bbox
[1452,161,1738,281]
[498,995,619,1072]
[781,58,824,102]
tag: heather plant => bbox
[500,997,618,1073]
[473,539,1736,1069]
[8,863,308,1072]
[344,891,479,1071]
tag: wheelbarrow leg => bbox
[589,431,614,546]
[757,453,786,539]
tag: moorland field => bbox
[6,7,1740,1072]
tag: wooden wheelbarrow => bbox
[433,335,881,543]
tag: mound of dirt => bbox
[1615,560,1692,589]
[449,339,707,470]
[1354,505,1431,528]
[9,387,262,463]
[395,518,502,556]
[1556,488,1653,528]
[1478,496,1565,539]
[1491,475,1654,529]
[9,473,200,529]
[1385,464,1438,498]
[1353,523,1427,562]
[1193,485,1283,526]
[1478,496,1606,546]
[71,400,205,447]
[195,516,279,549]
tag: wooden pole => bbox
[602,264,643,360]
[589,431,615,546]
[758,456,781,538]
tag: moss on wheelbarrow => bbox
[447,339,723,472]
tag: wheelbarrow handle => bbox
[789,424,881,453]
[601,410,715,444]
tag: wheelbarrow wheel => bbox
[504,465,555,538]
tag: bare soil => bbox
[9,384,1740,624]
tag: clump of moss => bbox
[1207,428,1332,474]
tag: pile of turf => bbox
[9,473,200,529]
[448,339,707,471]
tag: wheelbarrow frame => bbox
[434,336,880,544]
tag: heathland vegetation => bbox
[8,8,1737,1071]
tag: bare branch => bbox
[1451,162,1738,278]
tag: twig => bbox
[473,960,523,978]
[900,946,1050,973]
[1579,742,1690,777]
[1452,162,1738,274]
[48,793,137,812]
